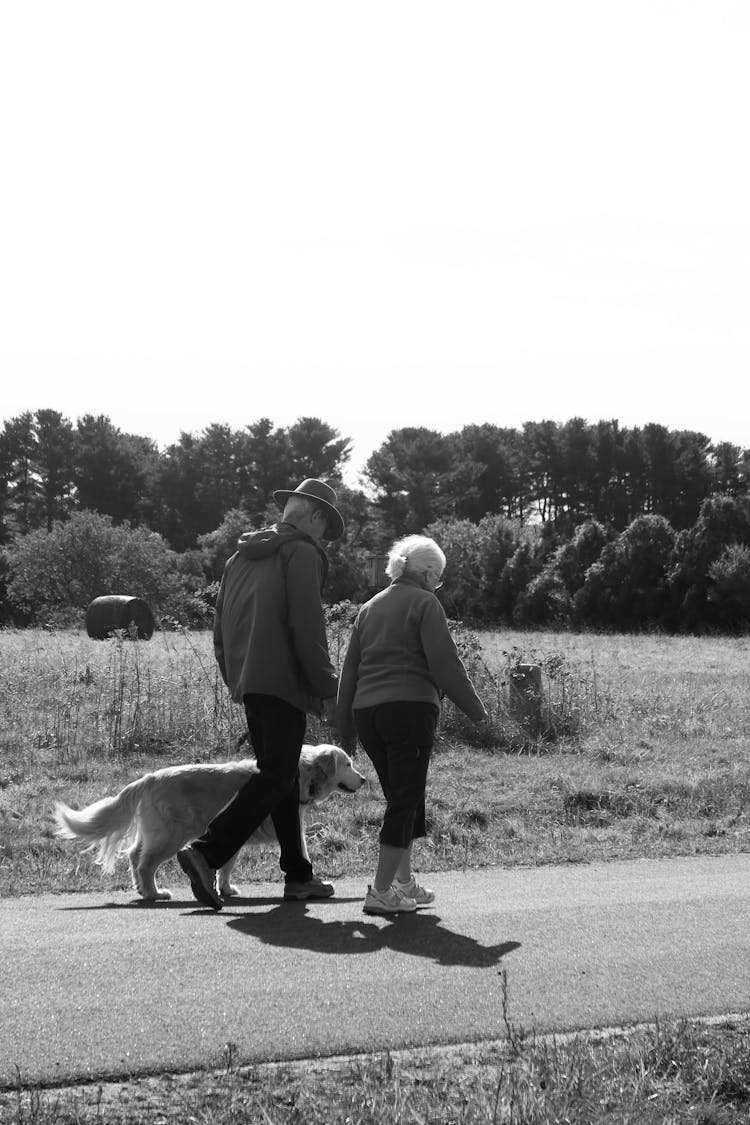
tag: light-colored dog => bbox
[54,744,365,902]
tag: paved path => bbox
[2,854,749,1087]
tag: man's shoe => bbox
[393,875,435,906]
[363,884,417,915]
[176,846,223,911]
[283,876,335,900]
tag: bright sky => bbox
[1,1,748,486]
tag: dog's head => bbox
[299,744,366,805]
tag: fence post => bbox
[365,554,389,590]
[508,663,543,732]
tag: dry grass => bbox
[2,626,750,1122]
[1,627,750,895]
[5,1012,750,1123]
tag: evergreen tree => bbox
[74,415,157,525]
[34,409,76,530]
[364,427,458,536]
[668,494,750,630]
[2,412,39,534]
[286,417,352,480]
[574,514,676,630]
[708,544,750,631]
[710,442,746,496]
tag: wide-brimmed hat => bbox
[273,478,345,541]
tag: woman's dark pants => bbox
[354,701,438,849]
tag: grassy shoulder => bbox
[5,1015,750,1124]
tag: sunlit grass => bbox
[5,1013,750,1123]
[2,627,750,1122]
[1,627,749,895]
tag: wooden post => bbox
[508,663,543,732]
[365,554,389,590]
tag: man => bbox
[177,478,345,911]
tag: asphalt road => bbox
[2,853,749,1088]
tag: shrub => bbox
[5,510,192,625]
[500,538,545,621]
[324,541,373,604]
[425,514,528,624]
[708,543,750,630]
[668,494,750,630]
[574,514,676,630]
[424,517,490,620]
[197,508,258,581]
[513,569,571,626]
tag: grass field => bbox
[1,625,749,896]
[2,625,749,1123]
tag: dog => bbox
[54,744,365,902]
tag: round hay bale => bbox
[85,595,155,640]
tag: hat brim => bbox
[273,490,345,541]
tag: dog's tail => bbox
[54,777,147,873]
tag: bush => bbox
[513,520,610,626]
[424,517,491,620]
[0,549,11,625]
[197,508,258,581]
[668,494,750,630]
[426,514,528,623]
[513,569,571,626]
[708,543,750,630]
[324,541,373,604]
[5,510,193,625]
[574,514,676,630]
[501,538,545,621]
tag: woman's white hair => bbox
[386,535,446,581]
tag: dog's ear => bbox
[301,749,337,803]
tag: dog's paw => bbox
[152,888,173,901]
[219,883,241,898]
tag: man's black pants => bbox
[193,693,312,883]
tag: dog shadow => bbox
[226,904,520,968]
[58,892,363,912]
[59,895,287,912]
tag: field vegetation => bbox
[2,623,749,1122]
[1,624,749,895]
[5,1012,750,1124]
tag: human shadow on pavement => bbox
[226,903,520,968]
[59,893,362,911]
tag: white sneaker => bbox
[363,884,417,915]
[393,875,435,906]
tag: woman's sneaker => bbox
[363,884,417,915]
[393,875,435,905]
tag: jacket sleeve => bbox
[284,541,339,700]
[419,598,487,721]
[336,622,361,738]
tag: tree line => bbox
[2,410,748,547]
[1,409,749,633]
[0,410,351,549]
[368,419,748,533]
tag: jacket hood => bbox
[235,523,329,578]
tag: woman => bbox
[337,535,488,916]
